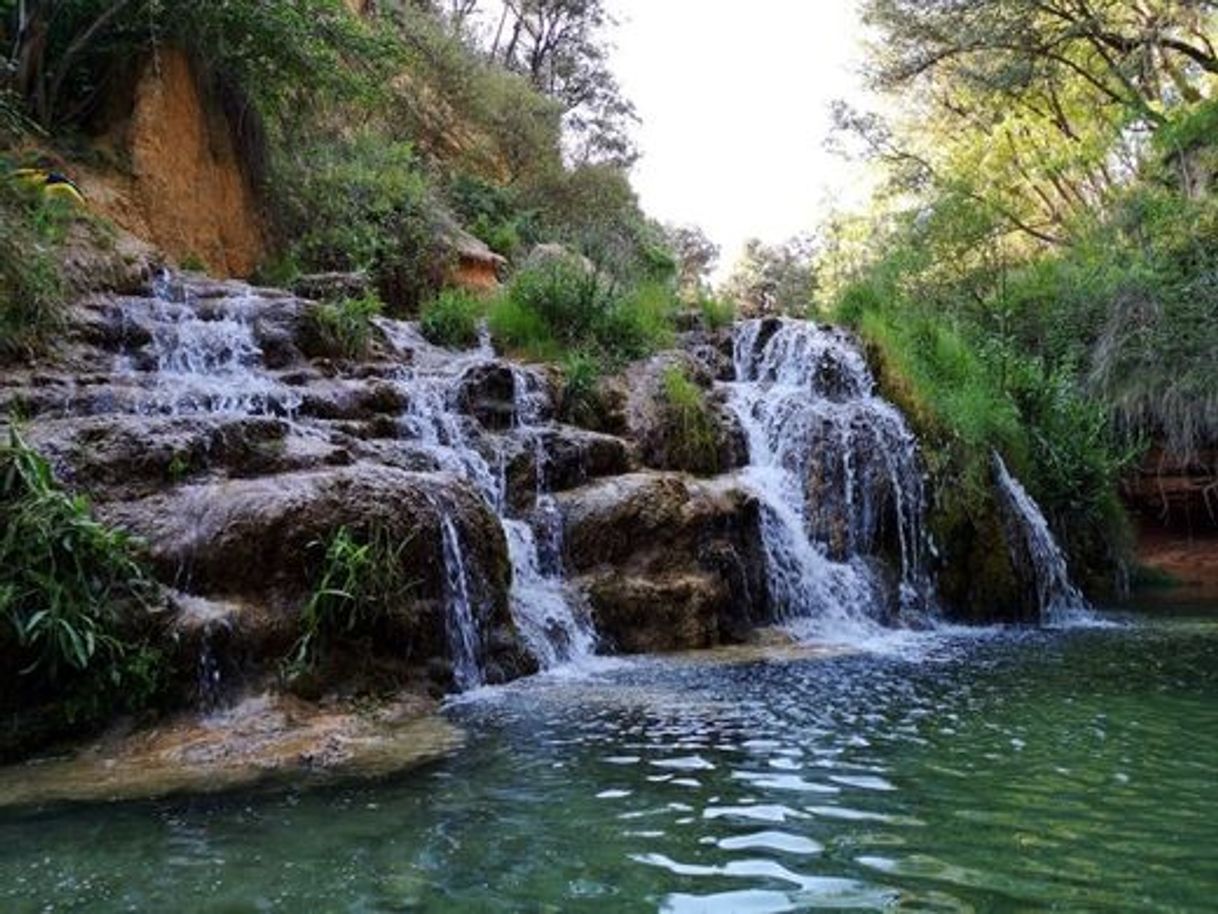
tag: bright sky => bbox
[609,0,872,277]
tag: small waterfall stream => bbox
[137,273,300,417]
[379,321,597,674]
[725,318,936,639]
[992,454,1092,625]
[438,512,483,689]
[122,276,594,687]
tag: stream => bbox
[3,608,1216,913]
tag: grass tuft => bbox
[420,288,485,349]
[307,292,383,360]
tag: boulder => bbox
[24,414,311,500]
[505,425,634,512]
[558,473,769,652]
[445,228,507,294]
[292,271,371,303]
[621,352,747,476]
[100,465,533,684]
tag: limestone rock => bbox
[558,473,769,652]
[100,465,533,683]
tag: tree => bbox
[865,0,1218,122]
[488,0,638,166]
[1,0,383,130]
[721,236,818,316]
[663,224,720,299]
[834,1,1218,251]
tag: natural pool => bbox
[3,610,1217,913]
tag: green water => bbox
[3,612,1217,913]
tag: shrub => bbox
[600,282,677,360]
[307,292,383,360]
[489,258,677,365]
[0,429,163,725]
[559,350,603,427]
[659,365,720,475]
[699,296,736,331]
[0,178,71,361]
[447,174,533,259]
[7,0,387,131]
[271,135,450,313]
[286,525,416,676]
[520,164,672,284]
[511,257,611,344]
[488,290,560,360]
[858,308,1023,455]
[488,257,603,359]
[420,288,485,349]
[179,252,208,272]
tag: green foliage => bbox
[179,252,208,273]
[0,428,163,722]
[489,257,677,365]
[837,251,1137,584]
[420,288,485,349]
[0,176,71,361]
[698,296,736,331]
[286,524,416,676]
[856,309,1022,455]
[446,174,533,259]
[1085,188,1218,459]
[1154,99,1218,157]
[5,0,388,130]
[376,5,563,184]
[600,281,677,359]
[722,236,818,315]
[521,164,672,283]
[558,350,603,427]
[659,366,720,476]
[272,135,449,312]
[488,289,560,360]
[307,292,383,360]
[821,1,1218,587]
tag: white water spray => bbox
[725,318,936,640]
[991,454,1092,625]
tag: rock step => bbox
[556,472,771,653]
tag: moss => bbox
[658,366,721,477]
[304,292,383,360]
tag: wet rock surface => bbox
[558,473,770,652]
[0,693,460,807]
[620,352,747,476]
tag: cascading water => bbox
[724,318,936,640]
[438,512,483,689]
[119,274,593,690]
[379,320,597,673]
[991,453,1091,625]
[132,272,300,417]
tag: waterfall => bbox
[126,275,593,689]
[133,272,300,417]
[381,320,597,674]
[439,513,483,690]
[991,454,1091,625]
[725,318,936,639]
